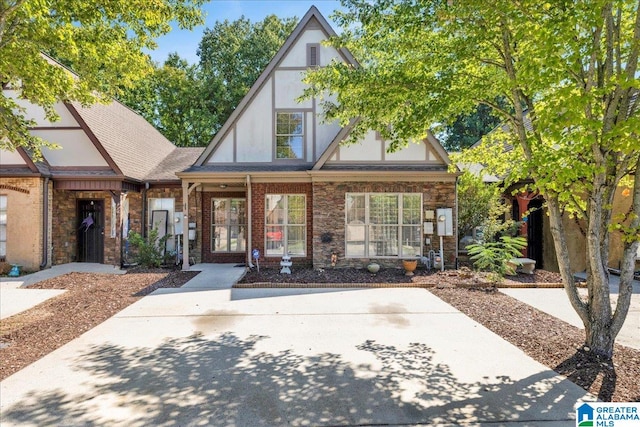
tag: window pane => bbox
[0,241,5,257]
[346,225,365,257]
[266,225,284,255]
[0,196,6,209]
[266,195,285,224]
[401,225,422,257]
[213,199,228,224]
[0,225,5,240]
[229,199,245,225]
[403,194,421,224]
[287,195,305,224]
[0,213,6,224]
[369,225,398,256]
[287,225,306,255]
[212,225,229,252]
[346,194,365,223]
[370,195,398,225]
[229,226,245,251]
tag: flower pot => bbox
[402,259,418,276]
[367,263,380,273]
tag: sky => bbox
[149,0,344,65]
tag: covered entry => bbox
[77,199,104,263]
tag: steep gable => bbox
[195,6,356,167]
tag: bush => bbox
[127,228,172,268]
[467,236,527,276]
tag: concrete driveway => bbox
[0,264,593,426]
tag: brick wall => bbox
[52,190,121,265]
[0,177,46,271]
[312,181,457,269]
[251,182,313,268]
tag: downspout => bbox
[40,177,50,269]
[246,174,254,268]
[142,182,149,237]
[454,176,459,270]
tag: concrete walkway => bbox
[0,263,593,426]
[0,263,125,320]
[502,274,640,350]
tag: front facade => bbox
[0,80,202,271]
[178,7,459,270]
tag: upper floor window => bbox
[307,43,320,67]
[0,195,6,258]
[276,112,304,160]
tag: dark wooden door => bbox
[527,198,544,269]
[77,200,104,263]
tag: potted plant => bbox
[402,259,418,276]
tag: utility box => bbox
[174,212,183,235]
[436,208,453,236]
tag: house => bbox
[177,6,458,270]
[0,78,203,271]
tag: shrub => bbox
[467,236,527,276]
[127,228,172,268]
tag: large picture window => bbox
[212,198,246,252]
[276,112,304,159]
[0,195,6,258]
[346,193,422,258]
[265,194,306,256]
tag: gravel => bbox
[1,266,637,402]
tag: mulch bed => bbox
[0,269,198,381]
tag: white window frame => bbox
[0,195,6,259]
[275,111,304,160]
[211,198,247,253]
[265,194,306,257]
[345,193,423,258]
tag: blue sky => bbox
[149,0,344,64]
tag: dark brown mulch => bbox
[0,269,198,381]
[239,266,564,286]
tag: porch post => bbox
[182,180,190,271]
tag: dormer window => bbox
[276,112,304,159]
[307,43,320,67]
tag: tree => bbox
[120,15,297,146]
[304,0,640,359]
[439,103,506,151]
[198,14,298,128]
[119,54,222,147]
[0,0,204,158]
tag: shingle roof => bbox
[70,100,178,181]
[145,147,204,181]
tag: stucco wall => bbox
[0,177,46,271]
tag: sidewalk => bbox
[0,263,125,320]
[0,263,593,426]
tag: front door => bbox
[527,198,544,269]
[77,200,104,263]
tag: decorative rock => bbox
[367,263,380,273]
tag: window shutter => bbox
[308,44,319,67]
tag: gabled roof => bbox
[194,6,358,166]
[68,100,180,181]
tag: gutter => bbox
[40,177,50,269]
[246,174,254,268]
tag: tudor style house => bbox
[0,78,203,271]
[177,6,459,270]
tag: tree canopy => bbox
[0,0,204,158]
[120,14,297,147]
[304,0,640,359]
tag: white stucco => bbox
[315,118,342,158]
[31,129,109,167]
[5,91,79,127]
[385,140,428,162]
[208,128,235,163]
[333,132,383,161]
[274,70,312,109]
[279,29,326,68]
[0,149,27,165]
[236,78,273,162]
